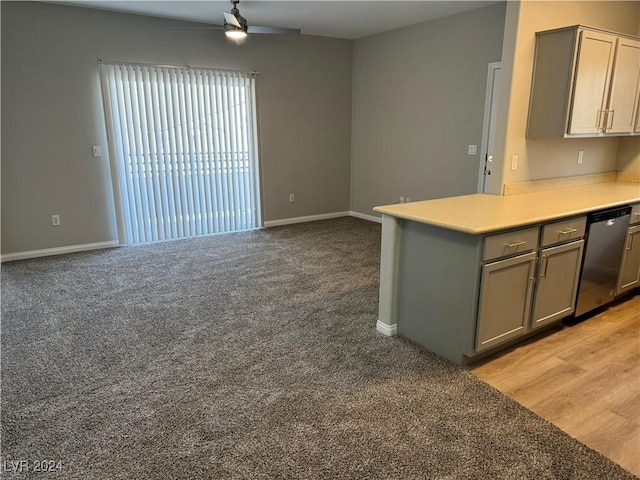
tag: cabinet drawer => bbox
[630,204,640,225]
[483,227,539,261]
[541,216,587,246]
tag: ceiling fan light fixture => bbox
[224,25,247,39]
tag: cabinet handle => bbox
[505,240,527,248]
[627,231,636,251]
[558,227,578,235]
[596,109,606,130]
[529,258,537,282]
[606,109,615,131]
[539,254,549,279]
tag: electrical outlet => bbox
[406,198,411,203]
[577,150,584,164]
[511,155,518,171]
[399,196,405,203]
[289,193,295,203]
[468,145,478,155]
[52,215,61,226]
[92,145,102,157]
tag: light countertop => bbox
[373,181,640,235]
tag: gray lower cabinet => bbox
[476,223,585,353]
[392,211,618,365]
[476,252,537,352]
[617,224,640,294]
[531,240,584,329]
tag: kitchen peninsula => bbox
[374,180,640,365]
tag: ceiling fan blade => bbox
[169,25,224,30]
[247,25,301,35]
[223,11,242,28]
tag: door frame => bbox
[478,62,502,193]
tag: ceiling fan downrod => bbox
[230,0,240,16]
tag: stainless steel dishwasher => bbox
[574,206,631,317]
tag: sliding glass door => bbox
[100,62,261,245]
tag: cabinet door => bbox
[476,252,536,352]
[531,240,584,330]
[616,225,640,294]
[568,30,616,135]
[607,38,640,134]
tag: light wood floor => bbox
[470,293,640,477]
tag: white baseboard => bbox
[263,212,350,228]
[349,211,382,224]
[1,241,119,263]
[264,211,382,228]
[376,320,398,336]
[3,213,381,261]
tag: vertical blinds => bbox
[100,62,261,245]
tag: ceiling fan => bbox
[176,0,301,44]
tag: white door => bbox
[478,62,501,193]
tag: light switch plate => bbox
[92,145,102,157]
[468,145,478,155]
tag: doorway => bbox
[478,62,502,194]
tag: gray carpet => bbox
[1,217,636,479]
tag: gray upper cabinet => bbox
[609,37,640,133]
[527,25,640,138]
[568,30,617,135]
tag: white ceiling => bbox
[47,1,500,40]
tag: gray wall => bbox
[1,2,352,254]
[350,3,506,217]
